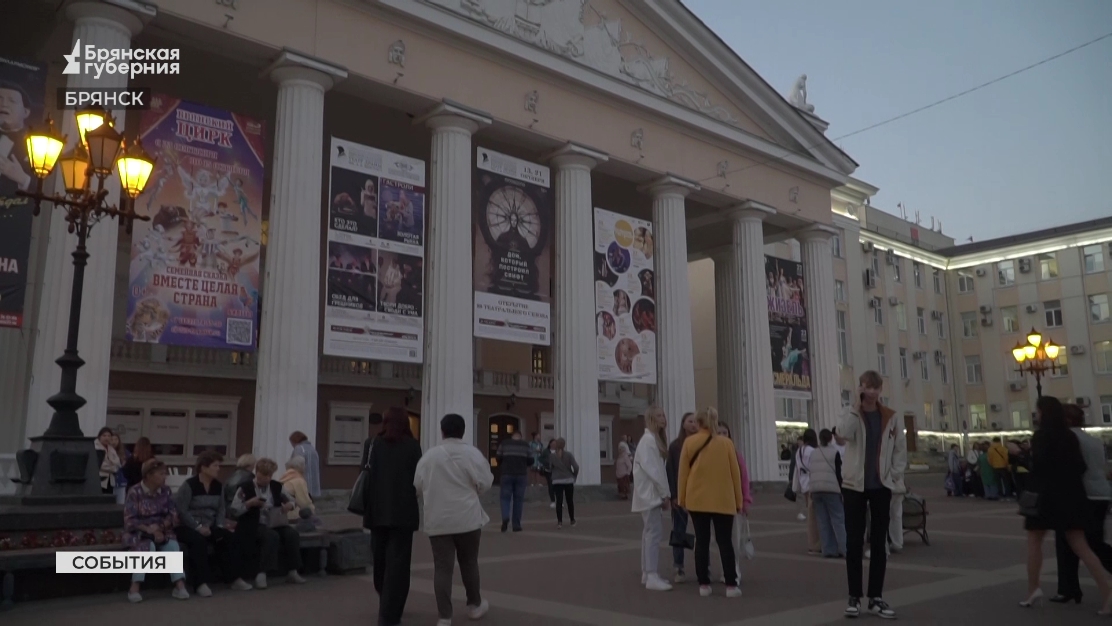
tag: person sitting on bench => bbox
[230,457,306,589]
[174,450,254,595]
[123,458,190,603]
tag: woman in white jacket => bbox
[632,406,673,592]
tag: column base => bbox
[6,435,106,503]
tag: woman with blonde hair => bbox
[632,406,673,592]
[616,439,633,500]
[678,408,743,598]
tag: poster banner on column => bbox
[125,95,266,349]
[766,255,811,395]
[324,137,425,363]
[0,56,47,328]
[594,208,656,384]
[472,147,552,345]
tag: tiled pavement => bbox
[4,474,1104,625]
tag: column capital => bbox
[265,49,347,90]
[544,142,608,170]
[415,99,493,134]
[797,224,840,242]
[729,199,776,222]
[638,173,700,198]
[66,1,150,36]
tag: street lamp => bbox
[8,107,154,502]
[1011,327,1062,399]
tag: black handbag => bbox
[669,528,695,550]
[347,439,375,516]
[1017,490,1039,517]
[783,484,797,502]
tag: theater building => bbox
[0,0,858,489]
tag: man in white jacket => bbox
[632,407,673,592]
[834,371,906,620]
[414,414,495,626]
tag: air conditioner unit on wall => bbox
[934,350,945,364]
[912,351,926,359]
[888,296,899,306]
[980,317,993,327]
[1009,380,1026,392]
[1077,397,1091,408]
[979,305,993,314]
[990,403,1002,412]
[868,298,879,309]
[1071,345,1086,355]
[1025,304,1038,313]
[975,268,987,277]
[862,241,874,252]
[886,250,897,265]
[930,310,943,320]
[1018,258,1032,273]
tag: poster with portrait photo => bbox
[594,207,656,384]
[472,147,552,345]
[0,56,46,328]
[324,137,425,363]
[766,255,811,394]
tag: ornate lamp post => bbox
[7,106,154,504]
[1011,327,1062,399]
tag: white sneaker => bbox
[171,586,190,600]
[254,573,268,589]
[231,578,253,591]
[864,549,871,560]
[797,512,807,521]
[645,575,673,592]
[674,570,687,584]
[437,620,452,626]
[726,586,743,598]
[288,570,307,584]
[467,599,489,619]
[196,583,212,597]
[127,591,142,603]
[699,585,712,597]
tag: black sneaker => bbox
[845,597,860,618]
[501,520,509,533]
[868,598,896,619]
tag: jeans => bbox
[983,478,999,500]
[888,493,904,551]
[131,539,186,583]
[691,512,736,586]
[671,506,689,569]
[176,525,241,587]
[554,484,575,523]
[429,529,483,620]
[1056,500,1112,598]
[844,487,891,599]
[641,507,664,578]
[949,471,964,497]
[812,492,846,557]
[372,526,414,626]
[500,473,527,530]
[114,485,128,504]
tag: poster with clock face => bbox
[323,137,425,363]
[472,147,552,345]
[594,208,656,384]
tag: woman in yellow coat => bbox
[678,407,744,598]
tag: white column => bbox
[547,143,607,485]
[253,52,345,463]
[731,202,779,481]
[641,176,700,440]
[712,247,745,444]
[24,2,143,442]
[415,102,491,450]
[799,226,841,430]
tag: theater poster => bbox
[594,208,656,384]
[766,255,811,395]
[125,95,266,349]
[0,56,47,328]
[473,147,552,345]
[323,137,425,363]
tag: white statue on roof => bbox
[788,74,815,113]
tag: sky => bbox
[683,0,1112,242]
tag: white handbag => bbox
[738,514,755,560]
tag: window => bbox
[899,348,908,380]
[1102,396,1112,424]
[916,307,926,335]
[1084,245,1106,274]
[1045,300,1063,327]
[940,360,948,383]
[920,356,930,381]
[961,312,978,338]
[871,250,880,276]
[1010,401,1030,429]
[958,271,975,293]
[997,260,1015,286]
[1095,340,1112,374]
[999,305,1019,333]
[933,269,942,294]
[1091,294,1110,323]
[837,310,849,366]
[832,235,843,258]
[896,303,907,331]
[105,392,238,463]
[1051,354,1069,377]
[965,355,982,384]
[877,344,887,376]
[970,404,987,430]
[1038,253,1058,279]
[893,258,902,283]
[834,279,846,303]
[532,346,551,374]
[913,262,922,288]
[936,313,946,338]
[874,302,884,325]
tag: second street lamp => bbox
[1011,327,1062,399]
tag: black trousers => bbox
[690,512,736,586]
[241,525,302,577]
[176,525,240,587]
[429,529,482,620]
[371,526,414,626]
[543,471,555,502]
[554,484,575,523]
[1056,500,1112,598]
[844,487,891,599]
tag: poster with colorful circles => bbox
[594,208,656,383]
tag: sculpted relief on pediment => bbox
[422,0,741,125]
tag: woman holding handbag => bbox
[633,407,673,592]
[678,407,743,599]
[715,422,752,585]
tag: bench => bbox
[902,494,929,546]
[0,544,123,607]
